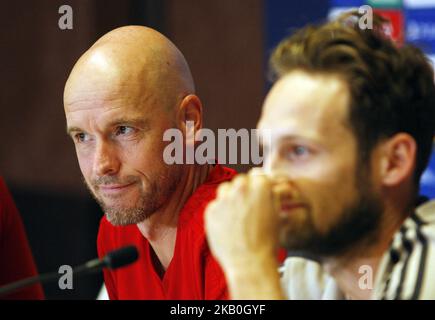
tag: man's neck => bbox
[323,201,411,300]
[136,163,212,272]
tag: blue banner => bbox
[405,8,435,53]
[330,0,365,6]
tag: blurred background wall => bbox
[0,0,433,299]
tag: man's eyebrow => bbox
[66,126,82,136]
[258,129,322,146]
[66,118,150,135]
[257,129,301,141]
[106,117,150,129]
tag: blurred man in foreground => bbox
[205,13,435,299]
[63,26,235,299]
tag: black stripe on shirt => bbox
[410,213,428,300]
[394,226,413,300]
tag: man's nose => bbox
[93,140,120,176]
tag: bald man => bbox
[63,26,236,299]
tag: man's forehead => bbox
[64,67,139,108]
[65,102,153,135]
[258,71,351,141]
[64,48,148,110]
[64,70,157,118]
[64,84,152,129]
[65,85,134,112]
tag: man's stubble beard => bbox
[84,164,183,226]
[281,164,384,260]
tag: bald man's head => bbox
[63,27,202,226]
[64,26,195,114]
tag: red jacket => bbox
[97,165,236,299]
[0,177,44,299]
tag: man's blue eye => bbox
[294,146,308,156]
[286,146,311,160]
[116,126,134,135]
[75,133,87,143]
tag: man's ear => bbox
[176,95,203,153]
[177,94,203,135]
[379,133,417,187]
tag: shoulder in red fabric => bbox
[97,165,236,299]
[0,177,45,300]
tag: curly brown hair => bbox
[270,11,435,188]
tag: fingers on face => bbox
[249,167,266,177]
[249,172,272,198]
[217,172,273,201]
[232,174,248,192]
[216,174,247,198]
[216,181,231,198]
[204,200,217,226]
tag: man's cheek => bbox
[123,143,151,166]
[305,186,340,234]
[77,155,93,181]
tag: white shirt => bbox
[280,200,435,300]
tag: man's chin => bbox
[104,207,151,226]
[279,228,313,252]
[101,196,163,226]
[97,190,145,209]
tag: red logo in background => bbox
[374,9,405,44]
